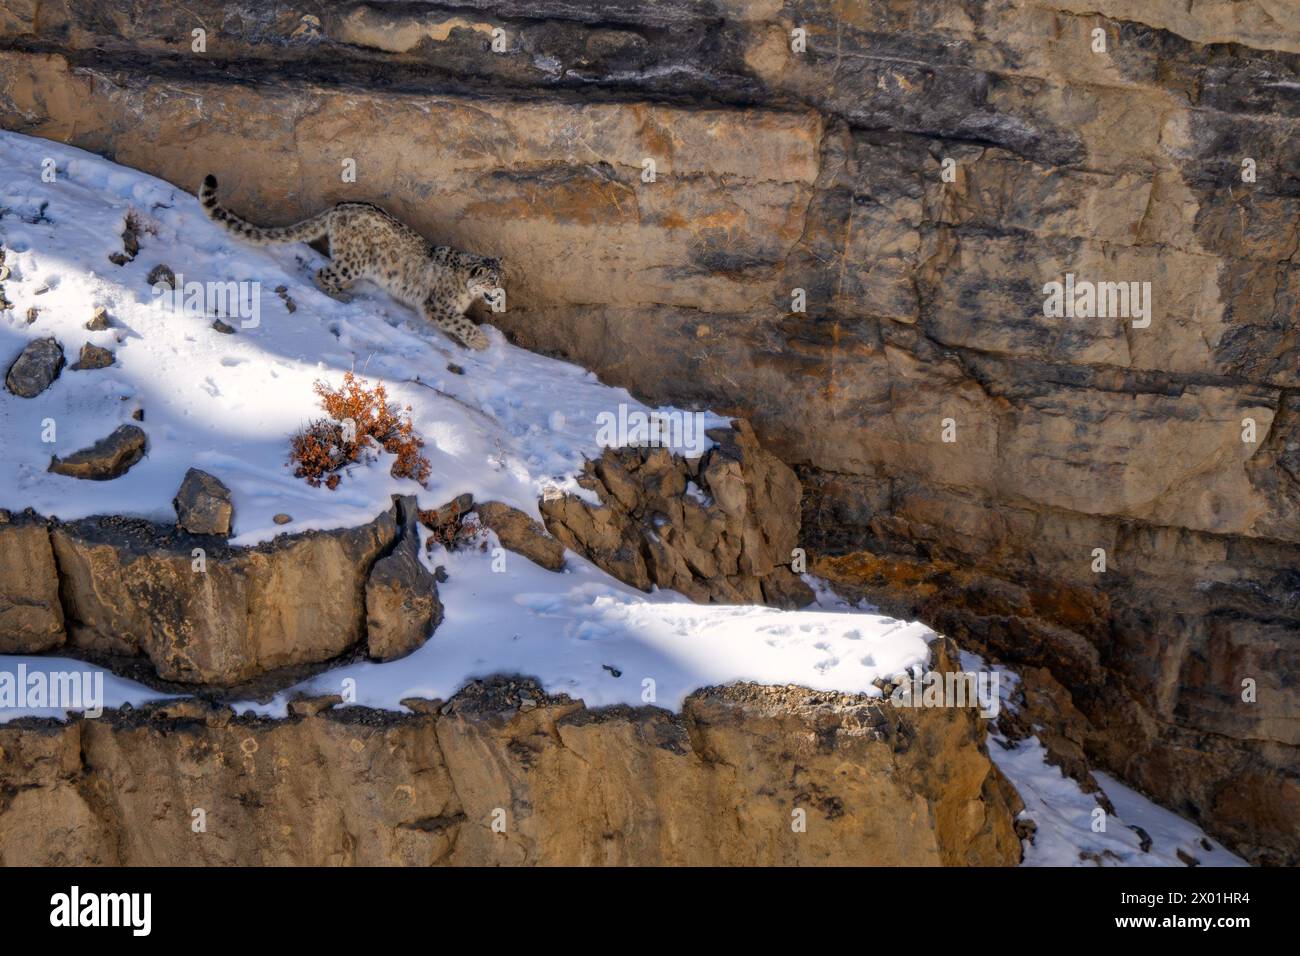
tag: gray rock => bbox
[173,467,234,536]
[5,337,64,397]
[70,342,114,370]
[48,424,146,480]
[146,264,176,289]
[367,495,442,662]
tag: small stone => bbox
[1176,848,1201,867]
[108,252,132,266]
[399,697,444,715]
[131,408,144,421]
[272,513,293,525]
[5,337,65,397]
[49,424,147,480]
[601,664,623,678]
[146,264,176,289]
[211,318,236,334]
[173,468,234,536]
[433,565,449,584]
[25,306,38,324]
[274,285,287,294]
[85,307,111,331]
[288,694,343,718]
[70,342,115,371]
[447,363,465,375]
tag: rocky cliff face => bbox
[0,659,1023,866]
[0,0,1295,863]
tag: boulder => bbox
[5,337,64,397]
[172,468,233,536]
[475,501,565,571]
[48,424,146,480]
[367,496,441,662]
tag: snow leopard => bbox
[199,175,501,350]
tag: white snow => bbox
[961,651,1246,868]
[0,130,1246,867]
[0,130,726,542]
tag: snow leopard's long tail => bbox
[200,174,332,246]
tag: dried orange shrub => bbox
[289,371,431,488]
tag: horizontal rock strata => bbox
[0,657,1022,866]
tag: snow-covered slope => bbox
[0,131,1242,866]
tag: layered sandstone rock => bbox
[0,652,1022,866]
[0,498,442,688]
[0,0,1295,862]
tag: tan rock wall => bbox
[0,670,1022,866]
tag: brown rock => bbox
[48,424,146,480]
[84,307,110,331]
[541,420,810,605]
[288,694,344,717]
[366,496,442,662]
[0,671,1020,866]
[69,342,114,370]
[475,501,565,571]
[50,504,400,686]
[0,513,64,653]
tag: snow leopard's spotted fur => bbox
[200,175,500,350]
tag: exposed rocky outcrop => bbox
[0,647,1022,866]
[0,509,63,653]
[542,421,813,607]
[4,336,63,397]
[0,0,1295,862]
[0,497,440,688]
[48,424,147,480]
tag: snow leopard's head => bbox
[466,256,503,303]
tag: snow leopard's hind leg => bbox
[314,263,354,303]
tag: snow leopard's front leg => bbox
[424,302,488,351]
